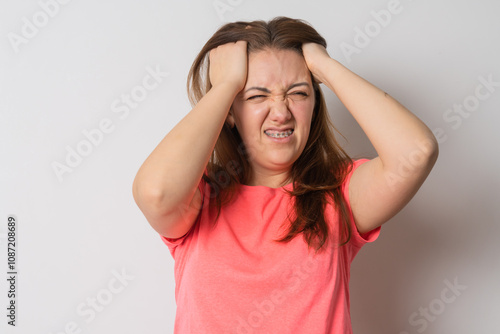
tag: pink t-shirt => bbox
[160,159,381,334]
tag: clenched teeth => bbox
[264,129,294,138]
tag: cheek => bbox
[233,107,265,137]
[291,101,314,124]
[236,105,267,125]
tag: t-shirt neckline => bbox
[237,181,294,192]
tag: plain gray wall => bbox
[1,0,499,333]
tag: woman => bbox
[133,17,438,333]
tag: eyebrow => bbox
[244,82,310,94]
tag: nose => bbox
[268,96,292,123]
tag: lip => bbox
[264,127,294,132]
[263,128,294,142]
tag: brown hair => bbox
[187,17,353,253]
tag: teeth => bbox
[265,129,293,138]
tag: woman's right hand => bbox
[208,40,248,93]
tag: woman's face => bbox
[229,48,315,186]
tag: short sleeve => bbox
[341,159,381,251]
[159,176,207,257]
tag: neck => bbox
[247,169,292,188]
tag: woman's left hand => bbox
[302,42,332,84]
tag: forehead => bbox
[245,48,311,89]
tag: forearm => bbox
[316,58,438,169]
[133,83,238,211]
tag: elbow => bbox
[429,139,439,166]
[132,183,177,234]
[132,178,168,213]
[409,133,439,173]
[423,132,439,167]
[385,132,439,176]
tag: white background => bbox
[1,0,499,333]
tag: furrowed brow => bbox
[287,82,310,90]
[244,82,310,94]
[244,87,271,93]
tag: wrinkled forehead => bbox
[245,48,312,91]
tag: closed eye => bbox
[288,91,309,100]
[247,95,267,100]
[246,91,308,101]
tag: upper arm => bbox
[349,153,438,234]
[133,186,203,239]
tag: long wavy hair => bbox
[187,17,353,253]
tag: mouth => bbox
[264,129,294,138]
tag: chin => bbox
[265,154,299,168]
